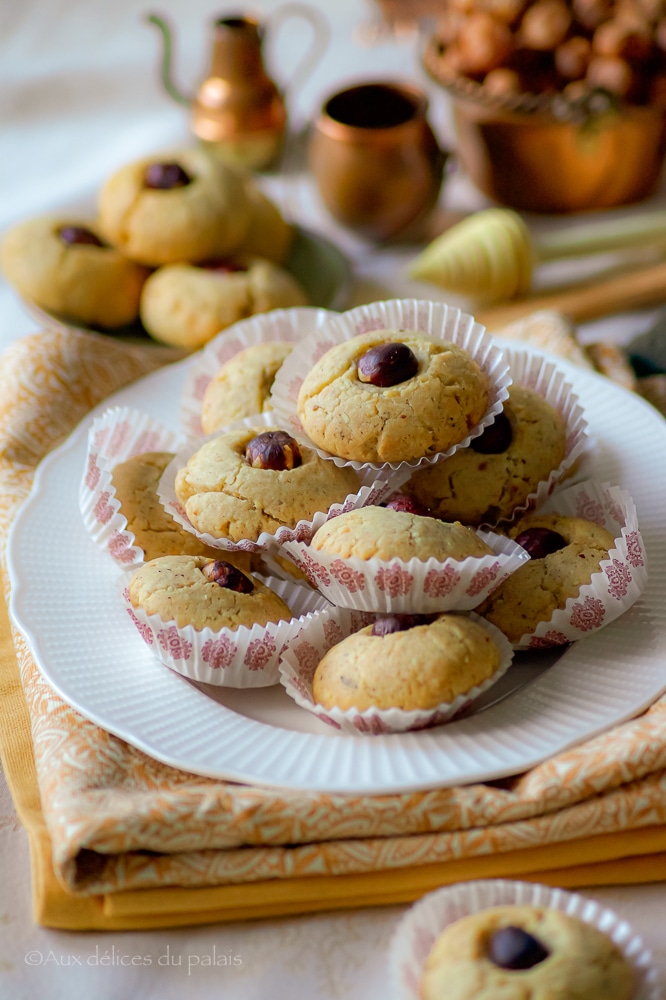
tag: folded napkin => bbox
[1,326,666,932]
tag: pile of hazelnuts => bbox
[428,0,666,108]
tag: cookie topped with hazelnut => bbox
[174,425,360,542]
[127,554,291,631]
[296,330,490,464]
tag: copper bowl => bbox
[423,43,666,214]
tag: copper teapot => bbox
[147,6,329,171]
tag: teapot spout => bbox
[146,13,191,107]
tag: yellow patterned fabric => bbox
[1,327,666,931]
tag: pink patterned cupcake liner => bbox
[279,529,529,613]
[179,306,336,437]
[79,406,189,568]
[157,411,398,557]
[278,608,514,735]
[120,572,331,688]
[389,879,658,1000]
[512,479,647,650]
[269,298,512,474]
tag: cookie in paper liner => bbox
[388,879,658,1000]
[120,567,331,688]
[278,608,513,734]
[269,298,511,474]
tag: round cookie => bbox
[201,341,295,433]
[127,554,291,631]
[404,383,568,526]
[174,425,360,542]
[420,904,635,1000]
[296,329,490,463]
[110,450,251,572]
[236,180,295,264]
[310,506,493,562]
[98,147,251,267]
[139,258,308,350]
[0,216,149,328]
[312,613,502,711]
[476,512,616,643]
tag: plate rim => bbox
[6,341,666,794]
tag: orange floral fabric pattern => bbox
[2,328,666,897]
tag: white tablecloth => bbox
[1,1,665,997]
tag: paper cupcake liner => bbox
[79,406,190,568]
[484,346,589,528]
[158,411,398,556]
[511,479,647,650]
[278,609,514,734]
[179,306,336,437]
[279,530,529,613]
[269,298,512,474]
[120,572,331,688]
[389,878,659,1000]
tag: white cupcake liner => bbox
[179,306,336,437]
[511,479,647,650]
[485,347,589,528]
[389,878,658,1000]
[278,608,514,734]
[279,529,530,613]
[158,411,399,556]
[269,298,512,474]
[120,572,331,688]
[79,406,190,568]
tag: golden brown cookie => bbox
[312,613,502,711]
[139,257,308,350]
[111,451,251,571]
[296,330,489,463]
[404,383,567,526]
[201,341,295,433]
[421,904,635,1000]
[175,425,360,542]
[310,505,493,562]
[128,554,291,631]
[476,512,615,643]
[98,148,251,267]
[235,180,295,264]
[0,216,149,328]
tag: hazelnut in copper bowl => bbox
[423,0,666,213]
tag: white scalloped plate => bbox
[6,340,666,793]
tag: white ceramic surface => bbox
[6,340,666,794]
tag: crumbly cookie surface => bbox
[98,147,251,267]
[404,384,567,526]
[312,613,501,711]
[111,451,250,571]
[201,342,294,433]
[140,259,307,350]
[477,513,615,643]
[310,506,493,562]
[296,329,489,463]
[420,904,635,1000]
[175,425,360,542]
[0,215,149,327]
[128,554,291,631]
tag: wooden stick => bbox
[476,259,666,331]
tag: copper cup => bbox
[307,81,447,242]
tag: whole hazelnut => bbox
[555,35,592,79]
[245,430,302,471]
[57,224,104,247]
[357,342,419,387]
[483,66,523,97]
[202,560,255,592]
[143,161,192,190]
[519,0,572,50]
[593,19,653,61]
[572,0,613,30]
[586,54,637,97]
[371,613,437,637]
[382,494,434,517]
[457,11,515,75]
[470,412,513,454]
[514,526,567,559]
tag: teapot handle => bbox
[266,3,330,103]
[146,13,192,107]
